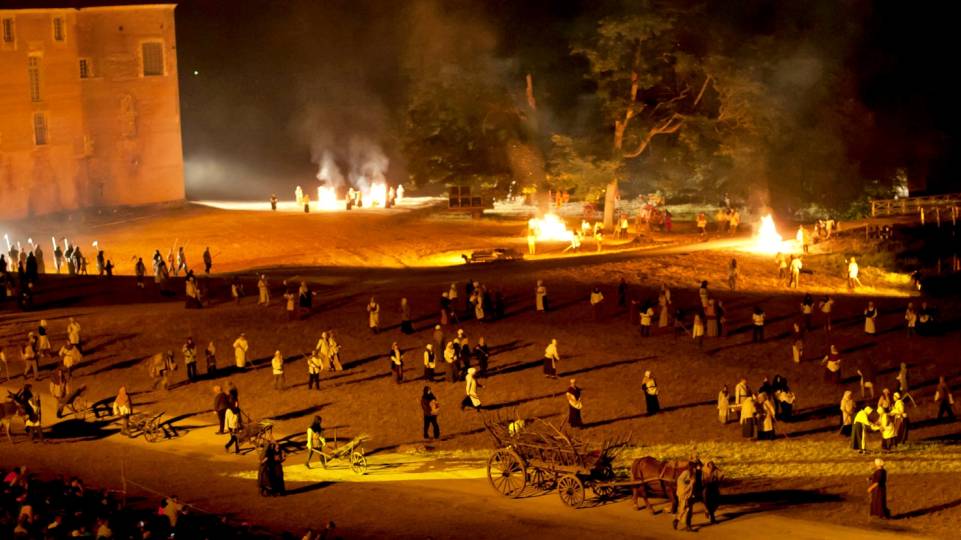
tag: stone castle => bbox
[0,4,184,220]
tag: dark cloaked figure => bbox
[701,461,722,524]
[868,459,890,519]
[474,338,489,376]
[566,379,583,428]
[213,386,229,434]
[259,442,286,496]
[421,386,440,440]
[642,371,660,415]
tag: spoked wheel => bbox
[74,399,91,420]
[528,467,557,491]
[350,451,368,474]
[487,449,527,498]
[143,428,160,443]
[558,474,585,508]
[591,464,617,499]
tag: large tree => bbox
[573,8,714,227]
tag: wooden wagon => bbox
[483,414,628,508]
[238,411,274,450]
[126,411,174,442]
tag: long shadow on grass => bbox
[581,399,714,428]
[562,356,656,377]
[286,481,334,495]
[84,354,151,377]
[717,488,843,521]
[486,393,563,411]
[269,403,330,422]
[895,497,961,519]
[43,418,121,442]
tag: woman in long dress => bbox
[868,459,889,519]
[536,280,548,312]
[840,391,855,436]
[444,342,457,382]
[705,300,718,337]
[642,371,660,415]
[543,339,559,378]
[462,368,482,410]
[657,292,670,328]
[400,298,413,334]
[717,386,730,424]
[864,301,878,335]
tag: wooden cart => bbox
[484,414,628,508]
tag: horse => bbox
[630,457,701,515]
[1,391,30,444]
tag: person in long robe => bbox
[535,280,548,312]
[821,345,842,384]
[868,459,889,519]
[705,300,718,337]
[840,391,856,436]
[758,394,777,440]
[268,442,286,495]
[642,371,660,415]
[673,468,696,531]
[543,339,559,378]
[701,461,722,524]
[257,275,270,306]
[423,345,436,381]
[717,386,730,424]
[305,416,325,468]
[864,301,878,335]
[421,387,441,440]
[233,333,249,369]
[566,379,583,428]
[851,406,877,453]
[389,342,404,384]
[879,409,897,451]
[935,376,955,420]
[444,342,457,382]
[740,396,757,439]
[462,368,481,410]
[657,291,671,328]
[475,337,489,376]
[112,385,131,434]
[367,297,381,334]
[400,298,413,334]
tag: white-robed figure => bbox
[327,331,343,371]
[233,333,249,369]
[535,280,548,312]
[295,185,304,205]
[315,333,332,371]
[367,297,381,334]
[543,338,559,378]
[67,317,82,349]
[271,350,285,390]
[257,275,270,306]
[37,320,51,355]
[462,367,481,410]
[848,257,862,289]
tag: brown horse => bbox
[1,397,27,444]
[630,457,700,514]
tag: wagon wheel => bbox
[590,464,617,499]
[558,474,585,508]
[487,449,527,498]
[143,427,161,443]
[528,467,557,490]
[349,451,368,475]
[73,398,91,420]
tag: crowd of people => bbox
[1,466,330,539]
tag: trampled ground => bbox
[1,205,958,539]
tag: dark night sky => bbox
[4,0,959,198]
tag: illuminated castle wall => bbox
[0,4,184,220]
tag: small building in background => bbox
[0,4,184,220]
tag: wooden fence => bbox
[870,194,961,222]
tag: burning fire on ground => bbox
[528,213,575,242]
[743,214,793,254]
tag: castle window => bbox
[28,55,41,102]
[2,17,14,43]
[52,16,65,42]
[33,112,48,146]
[141,41,164,76]
[79,58,93,79]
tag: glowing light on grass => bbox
[528,213,574,242]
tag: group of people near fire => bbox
[0,210,950,527]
